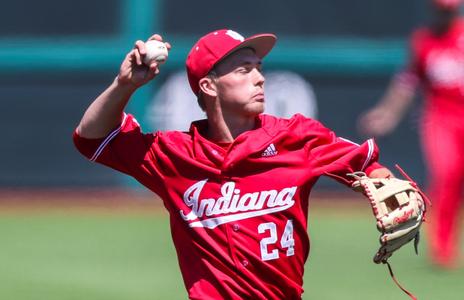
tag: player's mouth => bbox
[253,92,265,102]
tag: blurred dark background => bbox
[0,0,431,189]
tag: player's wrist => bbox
[114,76,139,94]
[367,167,394,178]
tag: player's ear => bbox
[199,77,217,97]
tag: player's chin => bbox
[247,103,265,115]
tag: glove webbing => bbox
[385,261,418,300]
[395,164,432,208]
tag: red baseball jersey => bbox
[398,17,464,121]
[74,113,382,300]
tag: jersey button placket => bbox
[226,223,246,270]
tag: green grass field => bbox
[0,203,462,300]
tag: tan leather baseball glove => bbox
[349,166,429,264]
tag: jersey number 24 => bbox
[258,220,295,261]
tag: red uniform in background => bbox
[359,0,464,268]
[402,16,464,267]
[74,113,381,299]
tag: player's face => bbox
[213,48,265,118]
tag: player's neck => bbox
[206,111,256,143]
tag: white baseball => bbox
[143,40,168,65]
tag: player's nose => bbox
[252,68,265,87]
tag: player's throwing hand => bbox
[117,34,171,88]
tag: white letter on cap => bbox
[226,30,244,42]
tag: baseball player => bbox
[358,0,464,269]
[74,29,395,299]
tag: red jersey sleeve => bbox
[73,113,165,196]
[301,117,384,186]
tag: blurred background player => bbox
[358,0,464,269]
[146,70,317,131]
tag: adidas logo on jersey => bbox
[262,143,278,157]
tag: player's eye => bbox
[236,63,262,74]
[236,66,250,74]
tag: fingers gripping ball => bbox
[349,170,427,264]
[143,40,169,65]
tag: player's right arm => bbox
[357,30,423,138]
[76,34,170,139]
[357,71,418,137]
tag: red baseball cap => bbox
[434,0,462,9]
[186,29,277,95]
